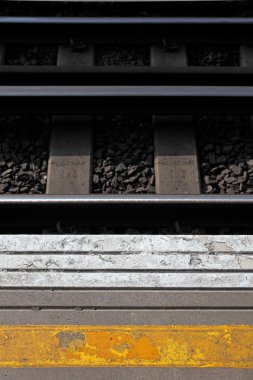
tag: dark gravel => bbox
[197,115,253,195]
[187,45,239,66]
[5,45,58,65]
[0,115,50,194]
[42,222,253,235]
[92,116,155,194]
[0,1,249,17]
[95,45,150,66]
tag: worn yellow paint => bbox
[0,325,252,368]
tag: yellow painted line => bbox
[0,325,252,368]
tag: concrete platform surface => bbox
[0,234,251,375]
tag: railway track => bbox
[0,14,252,378]
[0,17,253,228]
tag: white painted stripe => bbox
[0,235,252,289]
[0,253,252,270]
[6,1,238,3]
[0,235,252,253]
[0,272,252,288]
[7,0,231,3]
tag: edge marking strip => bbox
[0,325,252,368]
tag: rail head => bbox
[0,195,252,228]
[0,85,253,114]
[1,17,253,43]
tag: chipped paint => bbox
[205,241,233,254]
[0,272,252,288]
[0,325,252,368]
[0,235,252,254]
[238,256,253,269]
[1,252,251,270]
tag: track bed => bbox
[0,9,252,378]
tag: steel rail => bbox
[1,17,253,43]
[1,66,253,86]
[3,0,242,2]
[1,85,253,114]
[0,195,252,228]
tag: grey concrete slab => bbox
[47,117,92,194]
[0,310,252,324]
[154,116,200,194]
[151,44,200,195]
[0,290,251,308]
[57,45,94,66]
[1,368,252,380]
[46,45,93,195]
